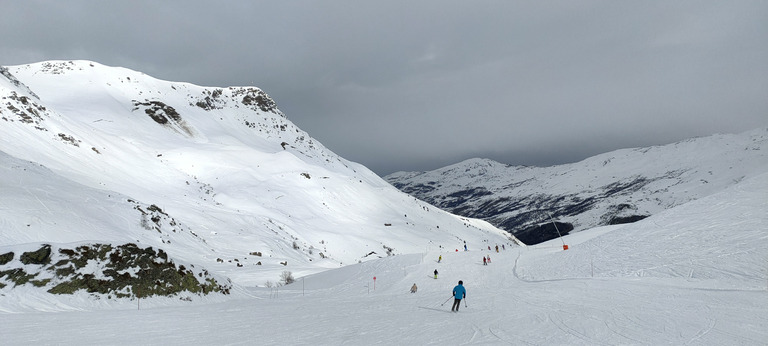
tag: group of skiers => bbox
[455,242,508,252]
[407,241,512,311]
[486,244,504,252]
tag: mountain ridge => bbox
[1,60,514,294]
[385,128,768,244]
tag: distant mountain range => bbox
[385,128,768,244]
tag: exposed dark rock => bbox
[0,243,231,299]
[608,215,649,225]
[516,222,574,245]
[0,67,40,99]
[442,188,493,209]
[20,245,52,265]
[237,88,277,113]
[132,100,182,125]
[0,268,37,287]
[57,133,81,147]
[194,88,225,110]
[0,252,13,265]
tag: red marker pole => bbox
[373,276,376,291]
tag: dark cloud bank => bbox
[2,1,767,175]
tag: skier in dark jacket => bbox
[451,280,466,312]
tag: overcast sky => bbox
[2,1,767,176]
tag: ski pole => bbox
[441,296,452,306]
[464,297,468,308]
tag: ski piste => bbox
[418,306,454,313]
[418,302,468,313]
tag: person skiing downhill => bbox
[483,256,487,265]
[438,255,442,263]
[434,269,438,279]
[411,283,418,293]
[451,280,466,312]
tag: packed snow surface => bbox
[3,173,766,345]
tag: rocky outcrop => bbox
[0,243,231,299]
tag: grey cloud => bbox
[2,1,766,176]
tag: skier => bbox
[438,255,442,263]
[434,269,438,279]
[483,256,487,265]
[410,283,418,293]
[451,280,466,312]
[495,245,499,253]
[487,255,491,263]
[464,244,468,251]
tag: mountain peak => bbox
[1,60,513,291]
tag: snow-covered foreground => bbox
[3,174,767,345]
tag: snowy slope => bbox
[0,61,514,293]
[1,60,766,345]
[385,128,768,244]
[2,172,766,345]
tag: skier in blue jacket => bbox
[451,280,466,312]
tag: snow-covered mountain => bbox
[2,61,766,344]
[0,60,513,300]
[385,129,768,244]
[3,170,767,344]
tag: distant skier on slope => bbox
[451,280,466,312]
[483,256,487,265]
[438,255,442,263]
[434,269,438,279]
[411,283,418,293]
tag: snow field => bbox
[4,231,767,346]
[5,174,767,344]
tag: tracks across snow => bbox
[3,229,767,345]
